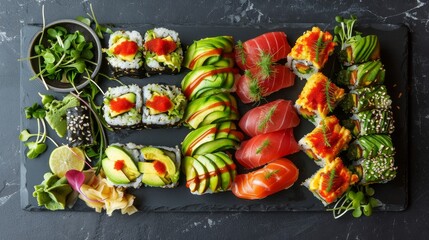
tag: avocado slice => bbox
[184,94,229,129]
[141,173,168,187]
[105,145,140,181]
[182,124,217,156]
[140,147,177,176]
[214,152,237,180]
[205,153,232,191]
[200,109,234,126]
[193,138,239,155]
[195,155,220,192]
[109,93,136,117]
[215,121,234,139]
[182,156,199,193]
[102,158,131,184]
[191,157,209,194]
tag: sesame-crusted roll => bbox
[341,109,395,137]
[66,105,94,147]
[353,154,397,185]
[347,134,395,161]
[340,85,392,114]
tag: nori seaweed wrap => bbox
[66,105,94,147]
[342,108,395,137]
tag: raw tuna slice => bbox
[232,158,299,200]
[236,64,295,104]
[235,128,300,169]
[239,99,300,137]
[235,32,291,70]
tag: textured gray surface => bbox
[1,0,428,239]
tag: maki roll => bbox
[181,65,238,100]
[184,36,235,70]
[142,84,187,127]
[138,146,181,188]
[143,27,183,75]
[340,85,392,113]
[103,85,142,129]
[336,60,385,89]
[347,134,395,161]
[295,72,345,125]
[299,116,352,167]
[353,154,397,185]
[104,31,144,78]
[101,143,143,189]
[303,157,359,206]
[342,109,395,137]
[66,105,94,147]
[287,27,337,79]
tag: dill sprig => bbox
[256,51,273,79]
[314,33,326,63]
[236,40,246,66]
[257,104,277,132]
[325,168,337,193]
[246,70,263,102]
[321,120,332,147]
[325,78,334,112]
[256,139,270,154]
[264,169,280,180]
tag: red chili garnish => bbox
[144,38,177,56]
[110,97,135,113]
[113,40,138,56]
[146,95,173,113]
[153,161,166,175]
[114,160,125,171]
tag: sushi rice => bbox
[103,84,143,128]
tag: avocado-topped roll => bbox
[303,158,359,206]
[66,105,94,147]
[347,134,395,161]
[143,27,183,75]
[104,30,144,78]
[353,154,397,185]
[103,85,142,129]
[340,85,392,113]
[298,116,352,167]
[295,72,345,125]
[184,36,235,70]
[336,60,385,89]
[287,27,337,79]
[142,84,187,127]
[342,109,395,137]
[138,145,181,188]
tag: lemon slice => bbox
[49,146,85,177]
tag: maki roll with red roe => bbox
[142,84,187,127]
[143,28,183,75]
[104,31,144,78]
[103,85,143,129]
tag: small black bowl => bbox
[28,19,102,92]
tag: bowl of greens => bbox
[28,19,102,92]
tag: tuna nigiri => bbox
[232,158,299,200]
[239,99,300,137]
[235,32,291,70]
[235,128,300,169]
[236,64,295,104]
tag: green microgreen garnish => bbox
[256,139,270,154]
[264,169,280,180]
[20,102,58,159]
[333,15,358,47]
[80,3,113,39]
[328,185,381,219]
[257,104,277,132]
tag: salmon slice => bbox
[232,158,299,200]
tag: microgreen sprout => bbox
[328,185,382,219]
[333,15,358,47]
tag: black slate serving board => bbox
[20,23,408,212]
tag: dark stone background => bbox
[1,0,428,239]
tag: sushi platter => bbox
[20,22,408,213]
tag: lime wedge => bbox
[49,146,85,177]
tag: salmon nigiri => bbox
[239,99,300,137]
[236,64,295,104]
[235,32,291,70]
[235,128,300,169]
[232,158,299,200]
